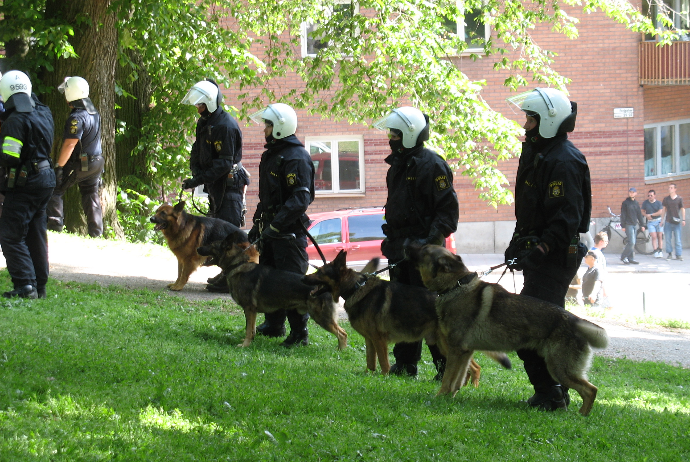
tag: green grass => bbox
[568,303,690,330]
[1,272,689,461]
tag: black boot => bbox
[281,311,309,347]
[206,274,229,293]
[37,286,47,299]
[390,363,418,377]
[526,385,569,411]
[281,328,308,347]
[257,311,287,338]
[3,285,38,299]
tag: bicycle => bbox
[601,206,652,255]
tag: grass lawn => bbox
[1,271,689,461]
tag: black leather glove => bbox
[261,224,281,240]
[54,166,63,189]
[512,246,547,272]
[182,177,201,190]
[248,224,260,243]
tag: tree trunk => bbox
[43,0,121,238]
[115,48,153,185]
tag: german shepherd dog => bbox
[150,201,245,291]
[302,250,511,382]
[407,244,609,416]
[196,233,348,350]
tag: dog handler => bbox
[47,76,104,237]
[373,106,459,379]
[506,87,591,411]
[180,79,249,292]
[247,103,315,347]
[0,71,56,299]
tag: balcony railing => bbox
[639,41,690,85]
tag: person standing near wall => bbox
[620,187,645,265]
[641,189,664,259]
[661,183,685,261]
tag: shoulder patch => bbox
[214,140,222,152]
[70,127,78,134]
[286,173,296,186]
[549,181,564,198]
[435,175,450,191]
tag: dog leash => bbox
[478,261,519,293]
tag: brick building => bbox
[225,2,690,253]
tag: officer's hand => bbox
[513,246,547,272]
[182,178,200,190]
[261,224,281,240]
[248,225,260,243]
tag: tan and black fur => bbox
[196,234,347,350]
[150,201,245,291]
[303,250,511,382]
[407,244,609,416]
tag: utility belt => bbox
[72,153,102,172]
[382,222,428,240]
[226,162,249,190]
[508,230,584,269]
[258,207,309,234]
[7,159,52,189]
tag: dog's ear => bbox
[362,257,379,274]
[223,232,238,246]
[173,201,185,213]
[333,250,347,269]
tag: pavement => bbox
[461,251,690,323]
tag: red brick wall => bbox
[223,2,690,223]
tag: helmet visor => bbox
[57,77,69,94]
[506,90,538,115]
[372,113,392,131]
[249,108,268,125]
[181,87,211,106]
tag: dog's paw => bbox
[167,283,184,291]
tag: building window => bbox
[306,135,364,194]
[441,1,489,51]
[644,119,690,179]
[643,0,690,41]
[301,0,358,57]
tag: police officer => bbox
[247,103,315,347]
[47,76,104,238]
[373,106,459,379]
[0,70,56,299]
[505,87,591,411]
[181,79,248,292]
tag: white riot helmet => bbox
[507,88,574,139]
[249,103,297,139]
[58,76,89,102]
[181,80,220,113]
[0,70,32,102]
[373,107,430,149]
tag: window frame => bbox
[443,0,490,53]
[305,134,365,195]
[644,118,690,181]
[300,0,359,58]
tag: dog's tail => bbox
[576,320,609,349]
[481,351,512,369]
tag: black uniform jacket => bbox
[63,105,102,159]
[382,145,459,258]
[190,107,243,199]
[620,197,644,227]
[514,133,591,257]
[253,135,315,234]
[0,96,55,191]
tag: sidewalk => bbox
[461,251,690,322]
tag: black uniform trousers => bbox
[0,186,53,291]
[517,254,582,392]
[210,189,243,227]
[390,259,445,368]
[47,156,104,237]
[260,234,310,331]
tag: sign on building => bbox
[614,108,634,118]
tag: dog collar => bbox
[437,272,478,296]
[340,274,369,300]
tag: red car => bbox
[305,207,457,269]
